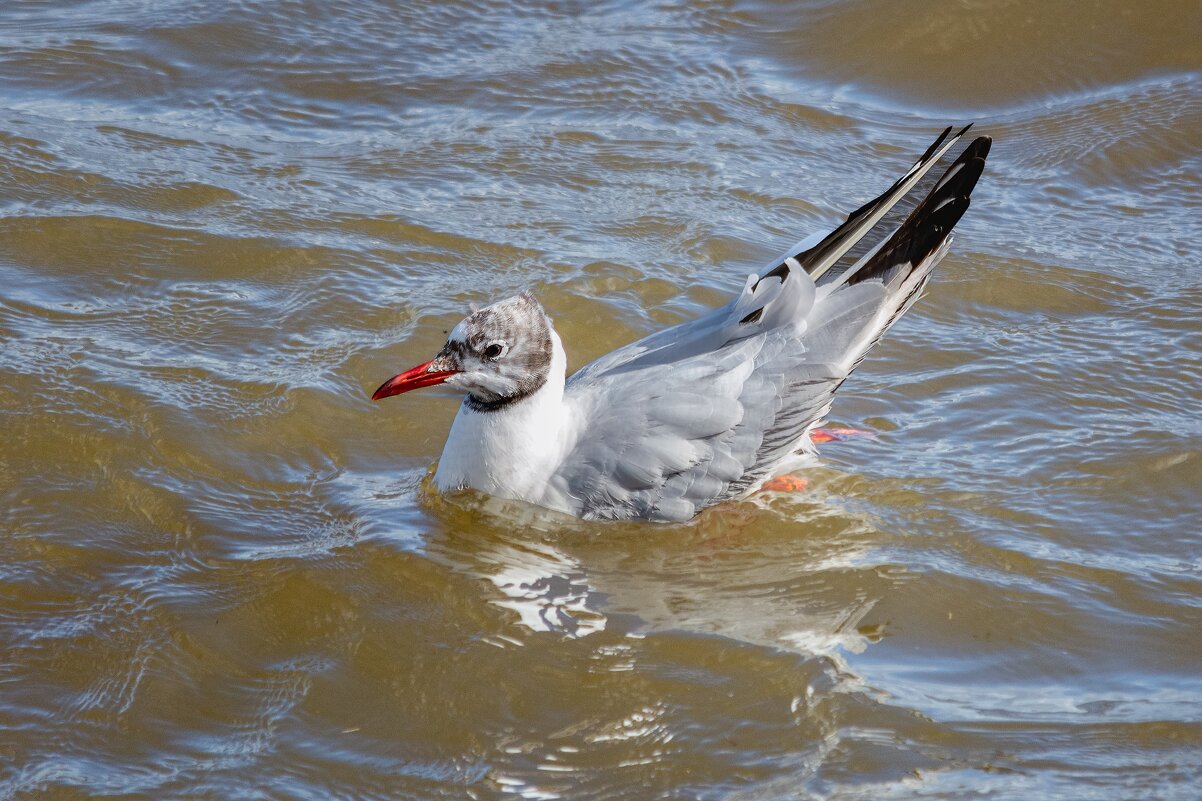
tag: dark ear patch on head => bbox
[462,293,555,413]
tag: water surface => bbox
[2,1,1201,799]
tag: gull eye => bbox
[483,342,506,359]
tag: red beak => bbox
[371,359,460,401]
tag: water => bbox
[2,2,1200,798]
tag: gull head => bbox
[372,292,554,411]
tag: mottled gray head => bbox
[372,292,554,411]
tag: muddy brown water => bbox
[2,2,1201,799]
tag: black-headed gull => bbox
[374,126,992,521]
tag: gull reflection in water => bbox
[481,537,607,639]
[422,490,610,640]
[427,484,888,674]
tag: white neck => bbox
[433,328,574,507]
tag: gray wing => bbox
[550,128,991,522]
[555,320,844,522]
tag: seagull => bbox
[373,126,992,522]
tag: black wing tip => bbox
[961,134,992,162]
[849,131,991,286]
[918,125,955,164]
[847,125,973,224]
[913,195,971,257]
[923,122,980,160]
[790,126,991,282]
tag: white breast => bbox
[433,330,576,509]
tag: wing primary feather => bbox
[791,126,966,283]
[913,125,954,174]
[819,131,982,288]
[840,125,952,223]
[849,136,991,286]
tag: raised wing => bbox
[549,128,991,522]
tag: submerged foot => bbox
[760,427,876,493]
